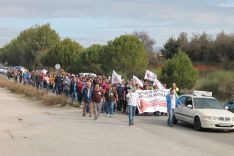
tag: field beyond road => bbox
[0,88,233,156]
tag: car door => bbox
[175,96,188,121]
[182,97,196,124]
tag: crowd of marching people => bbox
[8,68,180,126]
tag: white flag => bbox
[42,69,48,75]
[111,70,122,84]
[133,75,143,87]
[153,79,165,90]
[144,70,157,81]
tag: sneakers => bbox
[106,114,113,117]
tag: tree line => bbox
[0,24,148,79]
[161,32,234,67]
[1,24,233,90]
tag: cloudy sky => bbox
[0,0,234,48]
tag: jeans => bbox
[117,99,124,111]
[128,105,136,125]
[83,102,92,116]
[100,98,106,113]
[106,101,114,115]
[55,85,62,95]
[71,92,77,103]
[167,109,175,126]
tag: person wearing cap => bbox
[126,86,139,126]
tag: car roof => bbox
[179,94,216,99]
[79,72,96,75]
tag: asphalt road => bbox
[0,88,233,156]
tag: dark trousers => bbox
[117,99,124,111]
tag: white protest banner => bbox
[133,75,143,87]
[153,79,165,90]
[144,70,157,81]
[111,70,122,84]
[137,89,170,113]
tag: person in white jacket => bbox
[126,87,139,126]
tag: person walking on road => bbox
[92,84,102,120]
[126,87,139,126]
[105,85,118,117]
[166,89,181,127]
[82,81,93,117]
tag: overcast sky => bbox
[0,0,234,48]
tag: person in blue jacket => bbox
[166,89,182,127]
[82,81,93,117]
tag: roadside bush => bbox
[0,76,69,106]
[196,71,234,100]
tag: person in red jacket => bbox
[92,84,102,120]
[77,79,83,106]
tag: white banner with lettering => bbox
[137,89,170,114]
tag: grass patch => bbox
[195,71,234,101]
[0,76,69,106]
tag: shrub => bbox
[160,51,198,89]
[0,76,70,106]
[196,71,234,100]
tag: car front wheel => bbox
[194,117,202,131]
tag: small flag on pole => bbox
[144,70,157,81]
[111,70,122,84]
[153,79,165,90]
[133,75,143,87]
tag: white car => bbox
[78,73,97,77]
[0,68,7,75]
[174,91,234,131]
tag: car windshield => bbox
[194,98,224,109]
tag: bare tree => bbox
[133,31,156,65]
[133,31,155,53]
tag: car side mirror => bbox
[224,106,229,110]
[230,102,233,104]
[187,104,193,109]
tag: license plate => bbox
[219,123,231,127]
